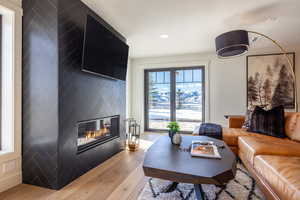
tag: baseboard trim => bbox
[0,171,21,193]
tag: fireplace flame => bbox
[85,127,109,139]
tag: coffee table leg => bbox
[161,182,179,193]
[194,184,205,200]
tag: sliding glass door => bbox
[145,67,205,132]
[145,70,171,131]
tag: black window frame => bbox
[144,66,205,134]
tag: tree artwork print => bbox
[247,53,295,110]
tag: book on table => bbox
[190,140,221,159]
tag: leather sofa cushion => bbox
[238,136,300,165]
[226,112,300,141]
[222,128,280,146]
[254,155,300,200]
[285,112,300,142]
[228,116,245,128]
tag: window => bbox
[145,67,205,132]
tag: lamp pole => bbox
[247,31,297,111]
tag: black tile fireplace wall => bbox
[23,0,126,190]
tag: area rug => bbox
[138,162,265,200]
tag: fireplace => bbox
[77,115,120,153]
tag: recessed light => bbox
[160,34,169,39]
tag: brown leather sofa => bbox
[223,112,300,200]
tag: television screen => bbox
[82,15,129,81]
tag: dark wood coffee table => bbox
[143,135,236,200]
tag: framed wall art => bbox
[247,53,295,110]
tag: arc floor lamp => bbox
[215,30,297,111]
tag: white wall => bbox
[9,0,21,7]
[0,0,22,193]
[128,47,300,131]
[126,58,132,118]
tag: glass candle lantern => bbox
[125,118,141,151]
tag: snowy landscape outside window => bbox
[145,67,205,132]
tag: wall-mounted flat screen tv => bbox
[82,15,129,81]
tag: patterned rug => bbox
[138,163,265,200]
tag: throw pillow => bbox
[248,105,286,138]
[242,109,254,129]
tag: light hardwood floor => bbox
[0,133,164,200]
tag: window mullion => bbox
[170,69,176,122]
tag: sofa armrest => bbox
[228,116,245,128]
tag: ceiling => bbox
[81,0,300,58]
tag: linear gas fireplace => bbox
[77,115,120,153]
